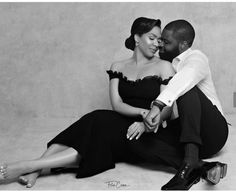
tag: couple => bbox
[0,17,228,190]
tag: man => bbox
[144,20,228,190]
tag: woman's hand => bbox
[140,109,150,119]
[127,122,146,140]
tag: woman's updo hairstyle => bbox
[125,17,161,51]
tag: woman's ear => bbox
[134,34,140,46]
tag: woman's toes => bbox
[0,164,7,180]
[26,183,33,188]
[19,172,39,188]
[18,176,28,185]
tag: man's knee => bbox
[176,86,202,112]
[177,86,200,103]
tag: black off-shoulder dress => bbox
[48,70,174,178]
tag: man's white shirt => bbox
[157,48,224,118]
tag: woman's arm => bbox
[109,63,148,117]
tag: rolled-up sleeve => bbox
[156,53,208,106]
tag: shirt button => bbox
[168,100,171,103]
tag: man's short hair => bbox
[165,20,195,47]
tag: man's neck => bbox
[179,46,189,55]
[175,47,191,62]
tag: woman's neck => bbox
[132,49,155,67]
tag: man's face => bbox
[158,29,180,62]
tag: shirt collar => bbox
[174,48,192,62]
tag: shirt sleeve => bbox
[156,52,209,106]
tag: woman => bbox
[0,17,175,188]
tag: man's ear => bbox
[179,41,188,52]
[183,41,188,47]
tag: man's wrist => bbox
[150,100,166,111]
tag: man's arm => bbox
[144,60,175,130]
[157,53,208,107]
[145,52,209,128]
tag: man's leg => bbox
[161,87,228,190]
[177,86,228,159]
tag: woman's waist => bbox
[123,98,152,110]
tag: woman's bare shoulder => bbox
[110,58,133,71]
[155,59,173,70]
[152,58,175,78]
[156,58,172,66]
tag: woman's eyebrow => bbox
[148,33,159,37]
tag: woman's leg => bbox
[0,147,81,183]
[19,143,71,188]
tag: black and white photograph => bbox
[0,1,235,190]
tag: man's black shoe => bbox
[161,163,201,190]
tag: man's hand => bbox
[144,105,161,132]
[127,122,145,140]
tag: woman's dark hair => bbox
[125,17,161,51]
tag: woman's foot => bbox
[0,161,32,182]
[18,171,41,188]
[0,164,7,180]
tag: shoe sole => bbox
[206,163,227,185]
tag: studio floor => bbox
[0,113,235,191]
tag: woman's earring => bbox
[135,41,139,46]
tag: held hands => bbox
[144,105,161,133]
[126,108,161,141]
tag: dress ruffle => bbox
[106,70,172,85]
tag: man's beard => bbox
[159,51,174,62]
[159,49,179,63]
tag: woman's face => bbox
[137,26,161,58]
